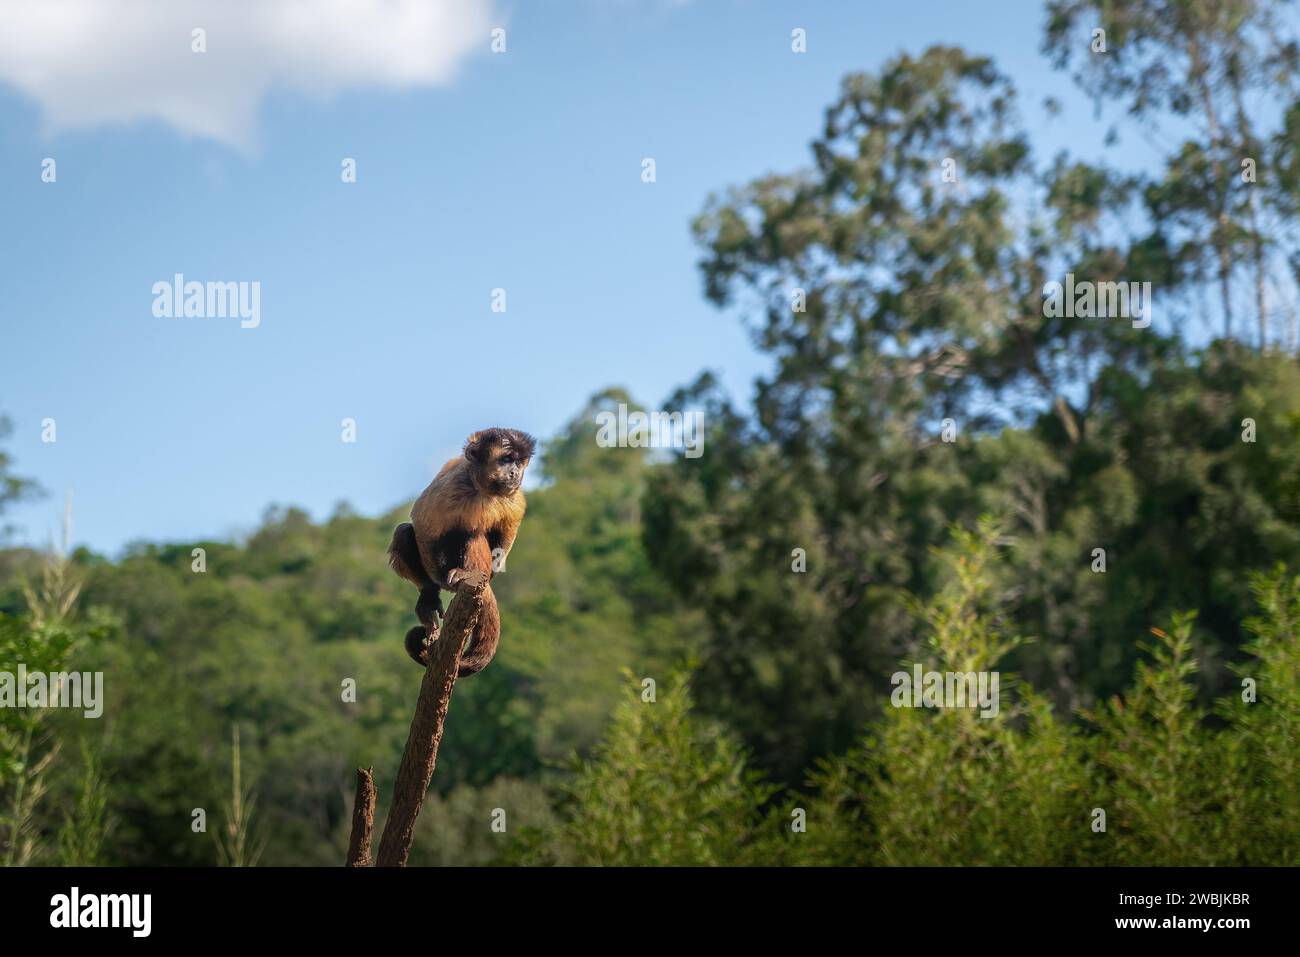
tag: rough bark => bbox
[372,572,489,867]
[345,767,376,867]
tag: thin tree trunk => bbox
[368,573,489,867]
[1226,64,1269,349]
[1187,37,1235,340]
[1247,191,1268,348]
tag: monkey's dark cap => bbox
[465,428,537,460]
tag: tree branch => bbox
[345,767,376,867]
[372,572,489,867]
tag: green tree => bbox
[1229,566,1300,862]
[646,37,1300,784]
[0,531,108,865]
[1044,0,1300,346]
[509,670,775,866]
[0,416,41,542]
[787,522,1089,866]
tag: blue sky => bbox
[0,0,1118,554]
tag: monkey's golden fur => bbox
[409,457,526,566]
[387,428,534,676]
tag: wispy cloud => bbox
[0,0,497,148]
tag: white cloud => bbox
[0,0,497,147]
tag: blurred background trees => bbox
[645,16,1300,781]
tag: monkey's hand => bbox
[445,568,488,591]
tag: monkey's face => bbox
[484,446,529,494]
[465,428,536,496]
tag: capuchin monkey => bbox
[387,428,535,676]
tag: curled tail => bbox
[404,584,500,677]
[455,584,500,676]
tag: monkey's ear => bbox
[463,432,485,462]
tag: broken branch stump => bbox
[345,767,376,866]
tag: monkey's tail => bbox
[404,625,433,667]
[456,584,500,677]
[403,584,501,677]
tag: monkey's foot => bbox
[415,587,444,629]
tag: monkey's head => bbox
[465,428,536,496]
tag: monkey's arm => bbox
[487,522,521,573]
[445,535,494,591]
